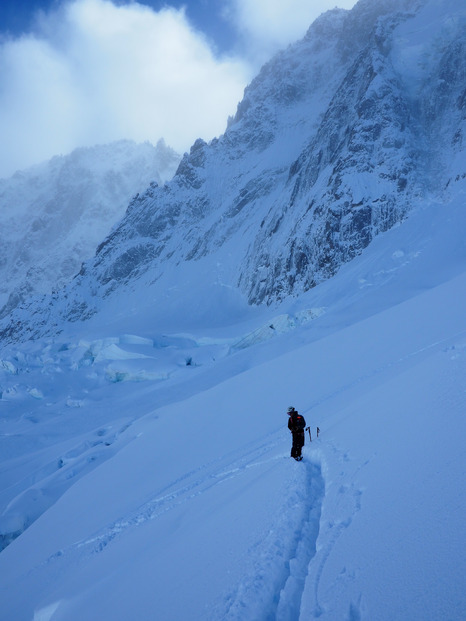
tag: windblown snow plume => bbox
[0,139,180,319]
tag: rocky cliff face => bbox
[1,0,465,343]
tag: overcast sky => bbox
[0,0,357,178]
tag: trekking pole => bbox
[305,426,312,442]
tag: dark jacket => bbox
[288,411,306,432]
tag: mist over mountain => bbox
[0,139,180,320]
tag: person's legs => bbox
[291,432,303,459]
[294,431,305,460]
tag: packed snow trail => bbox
[0,419,326,621]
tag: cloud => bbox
[228,0,357,64]
[0,0,252,178]
[0,0,359,178]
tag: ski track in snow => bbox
[218,456,325,621]
[39,433,283,560]
[9,327,457,615]
[307,445,365,619]
[5,324,461,617]
[32,430,327,620]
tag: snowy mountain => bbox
[0,0,465,619]
[0,139,180,319]
[1,0,465,346]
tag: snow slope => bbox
[0,185,465,620]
